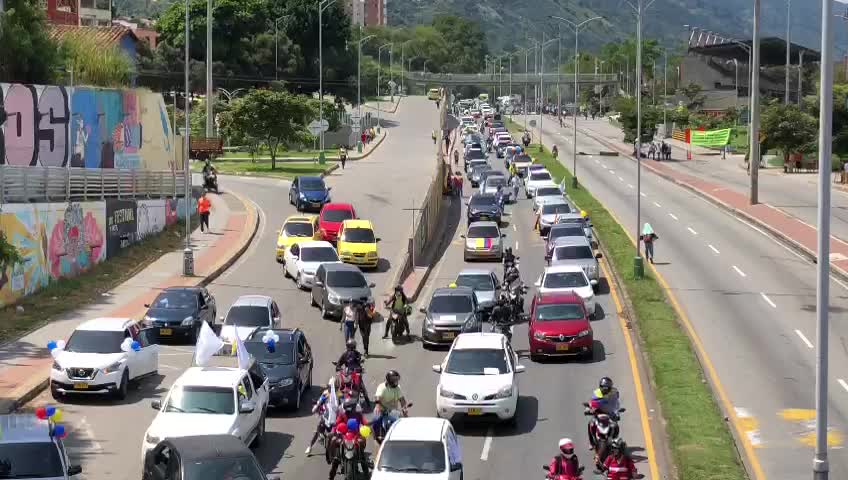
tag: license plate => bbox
[73,382,89,390]
[480,216,489,220]
[467,408,483,416]
[160,328,172,336]
[443,332,456,340]
[556,344,570,351]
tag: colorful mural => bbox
[0,83,173,170]
[137,199,167,241]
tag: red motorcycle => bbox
[542,464,584,480]
[332,362,368,406]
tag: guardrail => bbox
[0,166,188,203]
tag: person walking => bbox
[641,223,658,264]
[198,192,212,233]
[444,133,451,154]
[357,301,372,357]
[339,146,348,169]
[552,145,559,161]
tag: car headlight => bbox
[182,316,195,326]
[328,293,341,303]
[440,386,461,399]
[278,378,294,387]
[145,432,160,445]
[102,360,125,375]
[424,315,434,329]
[52,361,63,371]
[143,315,153,322]
[577,329,591,338]
[494,385,514,399]
[303,269,316,276]
[299,192,306,199]
[588,265,598,276]
[533,331,546,340]
[367,251,378,257]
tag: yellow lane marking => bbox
[599,259,660,479]
[735,407,763,448]
[779,409,844,447]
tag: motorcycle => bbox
[503,255,520,280]
[384,303,412,344]
[583,402,626,471]
[542,464,585,480]
[336,430,367,480]
[373,403,413,444]
[203,170,218,193]
[332,362,367,403]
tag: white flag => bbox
[195,322,223,367]
[326,378,339,426]
[235,330,251,370]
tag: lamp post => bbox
[423,59,429,74]
[525,40,539,132]
[183,0,193,276]
[550,15,603,188]
[274,15,291,81]
[750,0,762,205]
[317,0,337,164]
[785,0,791,104]
[377,42,392,129]
[539,35,557,151]
[356,29,376,150]
[205,0,212,138]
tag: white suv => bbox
[371,417,463,480]
[141,365,269,462]
[284,240,341,289]
[50,317,159,400]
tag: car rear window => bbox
[284,222,314,237]
[467,226,500,238]
[456,274,495,290]
[536,303,585,321]
[184,456,265,480]
[543,271,588,289]
[341,227,376,243]
[536,187,562,197]
[542,203,572,215]
[152,290,196,309]
[377,440,446,473]
[429,295,473,314]
[225,305,270,327]
[165,386,235,414]
[554,246,593,260]
[327,270,368,288]
[300,246,339,262]
[486,177,506,188]
[550,226,585,241]
[323,209,353,223]
[530,172,552,182]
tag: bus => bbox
[428,88,441,101]
[478,93,490,103]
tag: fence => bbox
[0,167,188,204]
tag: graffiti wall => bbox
[0,83,173,170]
[0,197,189,308]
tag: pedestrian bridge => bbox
[403,71,618,87]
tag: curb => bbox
[363,97,402,114]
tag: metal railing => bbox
[404,71,619,85]
[0,166,187,203]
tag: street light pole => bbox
[183,0,193,276]
[205,0,212,137]
[785,0,791,104]
[377,42,392,129]
[750,0,761,205]
[318,0,337,163]
[524,47,529,131]
[357,31,376,150]
[539,35,557,151]
[274,16,289,81]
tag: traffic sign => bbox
[308,119,330,135]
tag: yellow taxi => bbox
[337,219,380,268]
[276,215,320,262]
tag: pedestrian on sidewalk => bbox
[444,133,451,154]
[198,192,212,233]
[361,131,367,146]
[453,171,463,197]
[339,146,348,169]
[641,223,658,264]
[648,143,656,160]
[665,143,672,161]
[552,145,559,161]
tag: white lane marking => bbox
[627,184,634,189]
[480,427,494,460]
[219,198,265,281]
[77,417,104,453]
[640,192,647,197]
[732,265,747,277]
[760,292,777,309]
[515,240,520,252]
[513,224,517,232]
[618,176,624,182]
[669,213,678,220]
[601,164,608,169]
[708,244,721,254]
[159,364,181,370]
[653,201,662,208]
[839,379,848,393]
[609,170,615,175]
[687,227,698,235]
[795,329,814,349]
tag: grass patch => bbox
[0,216,198,344]
[505,117,748,480]
[221,149,340,160]
[192,159,335,180]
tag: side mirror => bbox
[542,465,550,472]
[327,187,332,191]
[450,463,463,472]
[419,307,427,313]
[595,253,603,259]
[267,476,281,480]
[67,465,83,476]
[515,365,526,373]
[431,364,442,373]
[376,238,382,242]
[619,407,627,413]
[151,400,162,411]
[369,282,376,288]
[314,281,324,287]
[534,279,542,288]
[239,400,256,414]
[143,303,150,308]
[219,315,225,321]
[460,234,466,239]
[501,233,506,238]
[544,254,552,261]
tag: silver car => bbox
[538,198,575,235]
[462,221,505,261]
[533,185,566,212]
[420,286,481,345]
[546,236,602,291]
[555,214,596,248]
[454,268,500,312]
[480,174,508,194]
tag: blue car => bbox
[289,175,331,212]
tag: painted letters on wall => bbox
[0,83,173,170]
[105,199,138,258]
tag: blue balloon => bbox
[46,406,56,417]
[131,341,141,352]
[53,425,65,437]
[47,341,57,351]
[266,339,276,353]
[347,418,359,432]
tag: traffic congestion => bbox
[3,95,643,480]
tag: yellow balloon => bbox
[52,409,63,422]
[359,425,372,438]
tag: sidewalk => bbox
[0,191,259,413]
[209,129,389,164]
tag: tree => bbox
[219,89,316,169]
[614,96,662,143]
[0,0,62,83]
[760,102,818,165]
[680,82,705,110]
[0,231,23,296]
[60,35,134,87]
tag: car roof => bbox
[453,332,506,350]
[77,317,135,331]
[556,212,584,220]
[285,214,317,223]
[432,286,475,297]
[544,264,585,274]
[342,219,373,229]
[322,203,354,211]
[176,366,248,388]
[457,268,495,277]
[0,415,55,444]
[529,169,551,175]
[298,175,324,183]
[231,295,273,307]
[535,291,584,305]
[468,220,500,229]
[540,197,569,206]
[247,327,300,343]
[387,417,449,442]
[296,240,335,249]
[323,262,362,273]
[552,235,591,247]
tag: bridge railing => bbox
[404,72,619,83]
[0,166,188,203]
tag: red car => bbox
[319,203,357,242]
[528,292,593,361]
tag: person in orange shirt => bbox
[197,192,212,233]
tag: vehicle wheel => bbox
[190,324,200,344]
[296,274,305,290]
[252,413,266,448]
[283,266,291,279]
[50,383,64,402]
[321,300,331,319]
[115,370,129,400]
[311,293,318,307]
[529,353,540,362]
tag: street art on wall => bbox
[105,199,138,258]
[0,83,173,170]
[136,199,166,241]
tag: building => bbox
[48,25,140,64]
[45,0,111,26]
[113,18,159,50]
[344,0,365,26]
[364,0,386,26]
[46,0,80,26]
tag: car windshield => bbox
[445,348,509,375]
[514,155,531,163]
[151,290,196,309]
[429,295,473,314]
[225,306,269,327]
[323,209,353,223]
[469,196,497,207]
[456,274,495,291]
[301,178,325,191]
[245,340,294,364]
[65,330,126,354]
[164,386,235,414]
[301,246,338,262]
[377,440,446,474]
[0,443,64,478]
[530,172,552,182]
[468,150,485,159]
[537,187,562,197]
[536,303,585,321]
[342,228,376,243]
[184,457,265,480]
[327,271,367,288]
[555,246,594,260]
[467,226,499,238]
[542,203,572,215]
[284,222,314,237]
[486,177,506,188]
[543,272,589,289]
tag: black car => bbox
[245,327,314,410]
[143,287,217,343]
[143,434,277,480]
[289,175,332,212]
[466,193,502,225]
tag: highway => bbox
[521,114,848,479]
[25,98,657,480]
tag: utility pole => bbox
[318,0,338,163]
[377,43,392,129]
[183,0,193,276]
[540,30,546,149]
[750,0,761,205]
[524,47,529,131]
[557,25,562,128]
[813,1,834,479]
[785,0,792,104]
[357,30,376,152]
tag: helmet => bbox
[346,339,357,350]
[558,438,574,457]
[394,285,403,292]
[610,438,626,453]
[386,370,400,387]
[449,282,457,288]
[343,397,358,413]
[581,210,589,218]
[599,377,613,394]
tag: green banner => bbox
[690,128,732,148]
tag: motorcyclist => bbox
[383,285,410,339]
[328,398,370,480]
[336,340,371,406]
[372,370,409,435]
[503,247,516,269]
[587,412,618,452]
[601,439,636,480]
[305,379,343,455]
[201,159,217,176]
[489,294,510,331]
[547,438,583,479]
[591,377,621,417]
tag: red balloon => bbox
[344,431,356,442]
[336,423,348,434]
[35,407,47,420]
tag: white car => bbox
[219,295,281,354]
[533,185,567,211]
[525,170,555,198]
[141,365,269,462]
[284,240,341,289]
[50,317,159,400]
[534,264,597,317]
[371,417,463,480]
[433,333,524,423]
